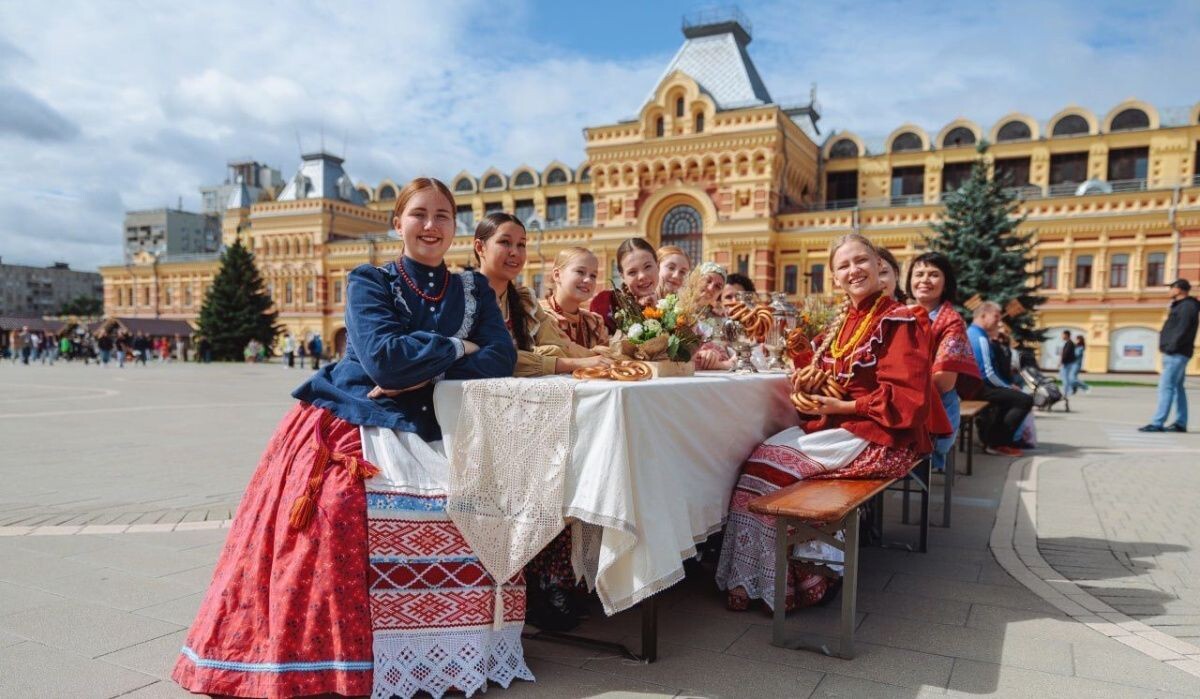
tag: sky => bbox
[1,0,1197,270]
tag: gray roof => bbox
[225,177,253,209]
[648,21,773,111]
[277,151,364,205]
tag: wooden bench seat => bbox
[748,477,898,659]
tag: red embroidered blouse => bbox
[793,292,939,453]
[929,301,982,398]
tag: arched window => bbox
[378,184,396,200]
[357,188,371,202]
[483,174,503,190]
[546,168,568,185]
[891,132,922,152]
[1110,108,1149,131]
[578,166,591,183]
[655,116,664,138]
[676,97,685,118]
[996,121,1031,142]
[695,113,704,133]
[1052,115,1089,137]
[660,204,703,263]
[829,138,859,159]
[942,126,976,148]
[514,171,535,187]
[454,178,474,192]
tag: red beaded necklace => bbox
[398,259,450,303]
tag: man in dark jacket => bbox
[1140,279,1199,432]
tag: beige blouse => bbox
[498,286,594,377]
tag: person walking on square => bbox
[173,177,526,699]
[282,332,297,368]
[308,332,323,370]
[1140,278,1199,433]
[1058,330,1078,393]
[1069,334,1090,394]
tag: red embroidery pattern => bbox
[368,520,471,558]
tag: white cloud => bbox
[0,0,1195,270]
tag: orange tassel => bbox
[347,457,380,480]
[289,495,316,530]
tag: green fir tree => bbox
[928,143,1046,345]
[197,239,280,361]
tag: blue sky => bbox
[0,0,1197,270]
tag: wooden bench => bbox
[748,477,898,659]
[957,400,989,476]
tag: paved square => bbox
[3,362,1200,697]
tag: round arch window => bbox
[660,204,703,263]
[514,171,535,187]
[483,174,504,190]
[546,168,568,185]
[1052,115,1089,137]
[996,120,1031,142]
[829,138,859,159]
[378,184,396,200]
[454,178,474,192]
[1110,108,1149,131]
[942,126,976,148]
[891,132,923,152]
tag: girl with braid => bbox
[716,233,941,612]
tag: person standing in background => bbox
[1140,279,1200,433]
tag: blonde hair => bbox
[827,232,880,269]
[656,245,690,265]
[547,247,598,297]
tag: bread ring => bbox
[790,392,820,414]
[572,366,612,380]
[610,360,652,382]
[786,329,809,354]
[823,377,846,399]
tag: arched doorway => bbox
[660,204,703,262]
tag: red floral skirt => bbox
[172,403,376,698]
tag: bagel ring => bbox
[572,365,612,380]
[610,360,653,382]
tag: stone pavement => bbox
[2,362,1200,697]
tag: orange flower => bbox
[643,307,663,319]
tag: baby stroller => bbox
[1020,365,1067,412]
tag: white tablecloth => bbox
[433,371,799,614]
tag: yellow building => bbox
[101,17,1200,373]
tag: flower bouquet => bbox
[608,274,706,376]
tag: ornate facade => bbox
[100,17,1200,373]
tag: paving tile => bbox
[886,572,1059,614]
[155,563,216,592]
[726,624,953,690]
[947,657,1195,698]
[67,540,215,578]
[0,641,158,698]
[0,547,97,586]
[583,639,823,699]
[131,592,205,627]
[965,603,1108,645]
[36,565,199,612]
[810,672,948,698]
[113,680,196,698]
[503,661,675,698]
[975,559,1024,588]
[0,580,65,617]
[1073,635,1200,694]
[855,613,1074,676]
[0,599,183,658]
[0,629,25,648]
[8,533,120,558]
[855,589,972,627]
[96,628,187,680]
[98,529,232,551]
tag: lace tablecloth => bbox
[434,372,798,615]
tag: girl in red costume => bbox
[716,233,940,611]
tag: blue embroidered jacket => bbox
[292,257,516,440]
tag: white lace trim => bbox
[447,378,574,585]
[455,271,477,340]
[372,625,533,699]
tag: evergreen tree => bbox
[197,240,280,361]
[928,143,1046,345]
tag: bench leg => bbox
[966,418,975,476]
[840,509,859,659]
[772,518,790,647]
[918,458,930,553]
[901,472,912,524]
[942,448,955,528]
[641,594,658,663]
